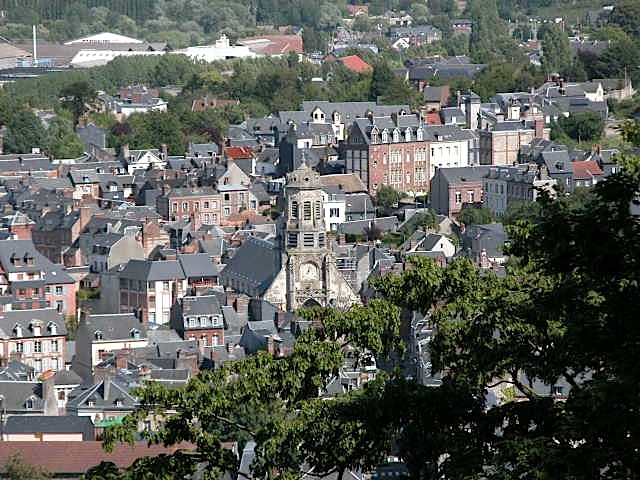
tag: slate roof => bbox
[181,295,223,316]
[54,368,84,386]
[177,253,220,278]
[85,313,145,341]
[66,373,138,411]
[221,237,280,295]
[0,308,66,338]
[0,381,45,413]
[350,118,475,145]
[441,107,465,124]
[337,217,399,235]
[463,223,508,259]
[119,259,185,281]
[4,415,94,438]
[33,210,80,232]
[433,166,491,184]
[319,174,367,193]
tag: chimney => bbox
[456,90,461,107]
[79,206,92,231]
[115,351,128,370]
[226,293,238,307]
[121,144,130,160]
[226,342,234,354]
[339,233,346,245]
[161,144,168,160]
[266,336,275,355]
[235,295,249,321]
[534,118,545,139]
[41,371,57,416]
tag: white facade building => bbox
[322,192,346,232]
[429,138,471,179]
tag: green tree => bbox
[609,0,640,38]
[375,186,402,216]
[4,109,47,154]
[541,24,571,75]
[554,111,604,143]
[619,118,640,146]
[457,204,494,225]
[501,200,543,225]
[46,117,84,158]
[90,155,640,480]
[5,454,51,480]
[94,300,403,480]
[60,80,97,125]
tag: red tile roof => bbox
[0,441,209,475]
[347,5,369,16]
[237,35,303,55]
[224,146,255,159]
[338,55,372,73]
[572,160,603,180]
[424,113,442,125]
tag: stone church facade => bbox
[263,163,361,311]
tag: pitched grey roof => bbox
[420,233,448,251]
[220,237,281,294]
[434,166,491,184]
[337,217,399,235]
[177,253,220,278]
[181,295,222,316]
[0,309,66,339]
[463,223,508,259]
[119,259,185,281]
[66,373,138,410]
[0,381,45,413]
[54,368,83,386]
[85,313,146,341]
[4,415,94,438]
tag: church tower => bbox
[263,162,360,311]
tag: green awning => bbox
[95,415,126,427]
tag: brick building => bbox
[478,119,548,166]
[344,114,475,195]
[0,308,67,373]
[157,186,260,228]
[170,295,225,349]
[431,166,491,217]
[0,239,77,316]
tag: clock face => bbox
[300,262,319,281]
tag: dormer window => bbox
[130,328,141,339]
[13,324,23,338]
[392,129,400,143]
[115,398,123,407]
[94,330,103,340]
[25,397,35,410]
[87,400,96,407]
[32,323,41,337]
[416,127,424,141]
[405,128,412,142]
[48,322,57,335]
[199,317,207,327]
[381,130,389,143]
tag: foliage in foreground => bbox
[91,156,640,479]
